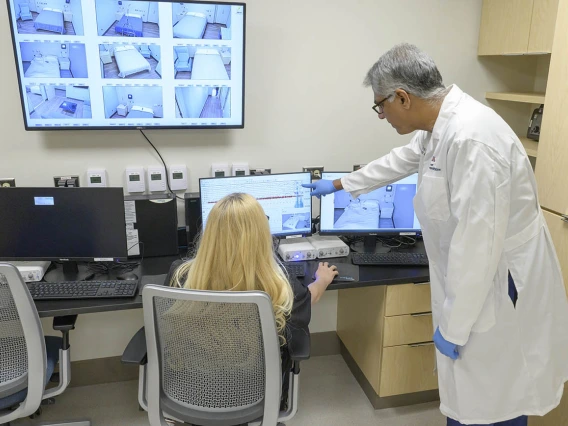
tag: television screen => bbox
[6,0,245,130]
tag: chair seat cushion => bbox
[0,336,61,411]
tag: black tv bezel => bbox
[199,172,314,238]
[318,171,422,238]
[5,0,246,131]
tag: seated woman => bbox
[164,192,338,409]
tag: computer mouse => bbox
[117,272,138,281]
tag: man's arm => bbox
[340,132,425,198]
[439,139,509,346]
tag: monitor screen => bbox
[199,173,313,237]
[320,172,421,236]
[0,187,128,261]
[6,0,245,130]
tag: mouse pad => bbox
[314,263,359,283]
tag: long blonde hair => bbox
[171,193,294,340]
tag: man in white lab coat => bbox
[304,43,568,426]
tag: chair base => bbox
[43,422,91,426]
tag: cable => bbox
[139,130,184,201]
[87,242,144,275]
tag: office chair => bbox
[19,4,32,20]
[0,263,89,426]
[122,284,307,426]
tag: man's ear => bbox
[395,89,411,110]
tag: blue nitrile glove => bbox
[433,327,459,360]
[302,180,338,198]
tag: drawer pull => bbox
[409,342,434,348]
[411,312,432,317]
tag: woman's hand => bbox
[309,262,338,304]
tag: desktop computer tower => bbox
[184,192,202,246]
[124,194,178,257]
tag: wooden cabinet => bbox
[528,0,560,53]
[337,283,437,399]
[478,0,558,55]
[534,0,568,214]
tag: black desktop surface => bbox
[34,242,430,317]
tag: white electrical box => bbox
[168,165,188,191]
[125,167,146,193]
[211,163,230,177]
[87,168,108,187]
[277,238,317,262]
[232,162,249,176]
[147,166,167,192]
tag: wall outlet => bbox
[353,164,367,171]
[303,166,324,180]
[54,175,80,187]
[0,178,16,188]
[249,168,271,175]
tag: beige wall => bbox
[1,0,539,361]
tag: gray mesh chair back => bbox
[143,284,282,426]
[0,264,47,423]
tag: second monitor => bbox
[199,173,312,237]
[319,172,421,237]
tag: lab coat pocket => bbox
[419,175,450,221]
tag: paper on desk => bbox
[124,201,140,256]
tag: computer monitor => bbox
[199,173,312,237]
[0,187,128,280]
[6,0,246,130]
[320,172,421,251]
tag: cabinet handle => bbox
[413,281,430,286]
[409,342,434,348]
[411,312,432,317]
[561,215,568,223]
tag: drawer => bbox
[385,282,431,316]
[379,343,438,397]
[383,313,433,347]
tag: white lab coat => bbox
[342,85,568,424]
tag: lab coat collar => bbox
[431,84,463,142]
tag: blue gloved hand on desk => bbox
[433,327,459,360]
[302,179,338,198]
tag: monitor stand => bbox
[43,261,93,282]
[363,236,379,253]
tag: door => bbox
[147,1,159,24]
[215,5,231,24]
[44,85,55,100]
[222,88,231,118]
[477,0,534,55]
[527,0,559,53]
[103,87,119,118]
[204,5,215,23]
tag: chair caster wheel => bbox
[42,397,56,405]
[29,406,42,419]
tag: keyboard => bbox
[282,262,306,278]
[28,280,139,301]
[351,252,429,266]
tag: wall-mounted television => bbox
[6,0,245,130]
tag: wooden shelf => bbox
[485,92,546,104]
[520,137,539,157]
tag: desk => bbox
[35,246,429,317]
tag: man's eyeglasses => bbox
[372,95,392,115]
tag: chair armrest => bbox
[122,327,147,365]
[289,332,310,362]
[53,315,78,332]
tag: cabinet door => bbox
[534,0,568,214]
[379,343,438,397]
[478,0,534,55]
[543,210,568,296]
[527,0,560,53]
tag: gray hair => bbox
[364,43,446,101]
